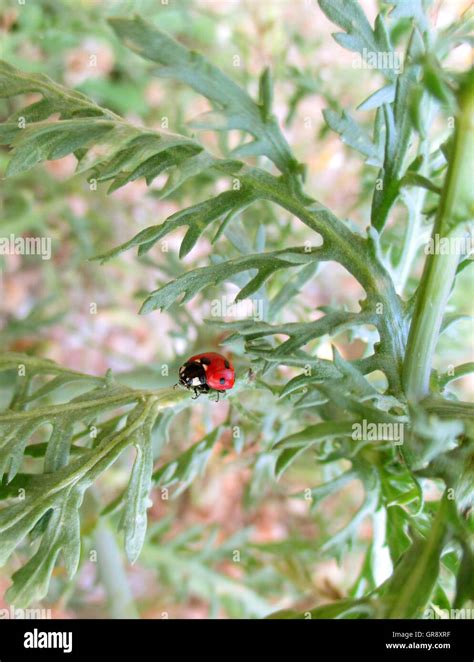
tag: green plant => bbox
[0,2,472,617]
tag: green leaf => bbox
[145,535,271,617]
[0,398,160,605]
[267,262,319,321]
[152,427,221,496]
[318,1,394,78]
[273,421,354,478]
[0,352,197,605]
[384,0,429,32]
[438,362,474,389]
[94,132,203,192]
[323,109,383,166]
[385,505,412,562]
[439,313,472,336]
[213,309,375,356]
[0,61,230,197]
[454,541,474,608]
[258,67,274,119]
[108,16,302,176]
[422,57,455,106]
[358,83,396,111]
[140,247,322,313]
[320,463,380,554]
[5,485,84,607]
[294,469,358,512]
[370,28,425,230]
[44,418,74,473]
[0,420,46,482]
[0,60,104,119]
[416,435,474,514]
[379,495,451,618]
[120,409,155,564]
[5,119,115,177]
[0,356,119,482]
[94,186,253,262]
[435,7,474,56]
[268,597,374,619]
[406,407,464,470]
[401,171,441,194]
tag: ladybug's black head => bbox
[178,360,207,389]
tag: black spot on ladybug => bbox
[200,357,211,365]
[219,377,226,384]
[224,360,230,369]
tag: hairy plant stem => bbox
[243,169,407,390]
[403,76,474,400]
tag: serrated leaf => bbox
[209,309,374,358]
[318,1,394,79]
[0,352,187,605]
[5,485,84,607]
[121,413,155,564]
[370,28,425,230]
[384,0,429,31]
[305,470,358,512]
[323,109,383,166]
[140,247,321,313]
[0,419,46,482]
[6,120,115,177]
[152,427,221,496]
[95,187,255,262]
[0,60,235,197]
[0,60,103,118]
[44,419,74,473]
[380,496,451,618]
[319,463,380,554]
[274,421,354,478]
[268,262,318,321]
[108,16,301,176]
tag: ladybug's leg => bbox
[192,388,201,400]
[208,390,223,403]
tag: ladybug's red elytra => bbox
[177,352,235,401]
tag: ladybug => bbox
[177,352,235,401]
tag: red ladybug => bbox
[178,352,235,400]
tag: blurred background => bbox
[0,0,472,618]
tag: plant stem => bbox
[243,168,407,390]
[396,190,424,294]
[395,100,434,295]
[422,396,474,419]
[402,74,474,400]
[438,361,474,389]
